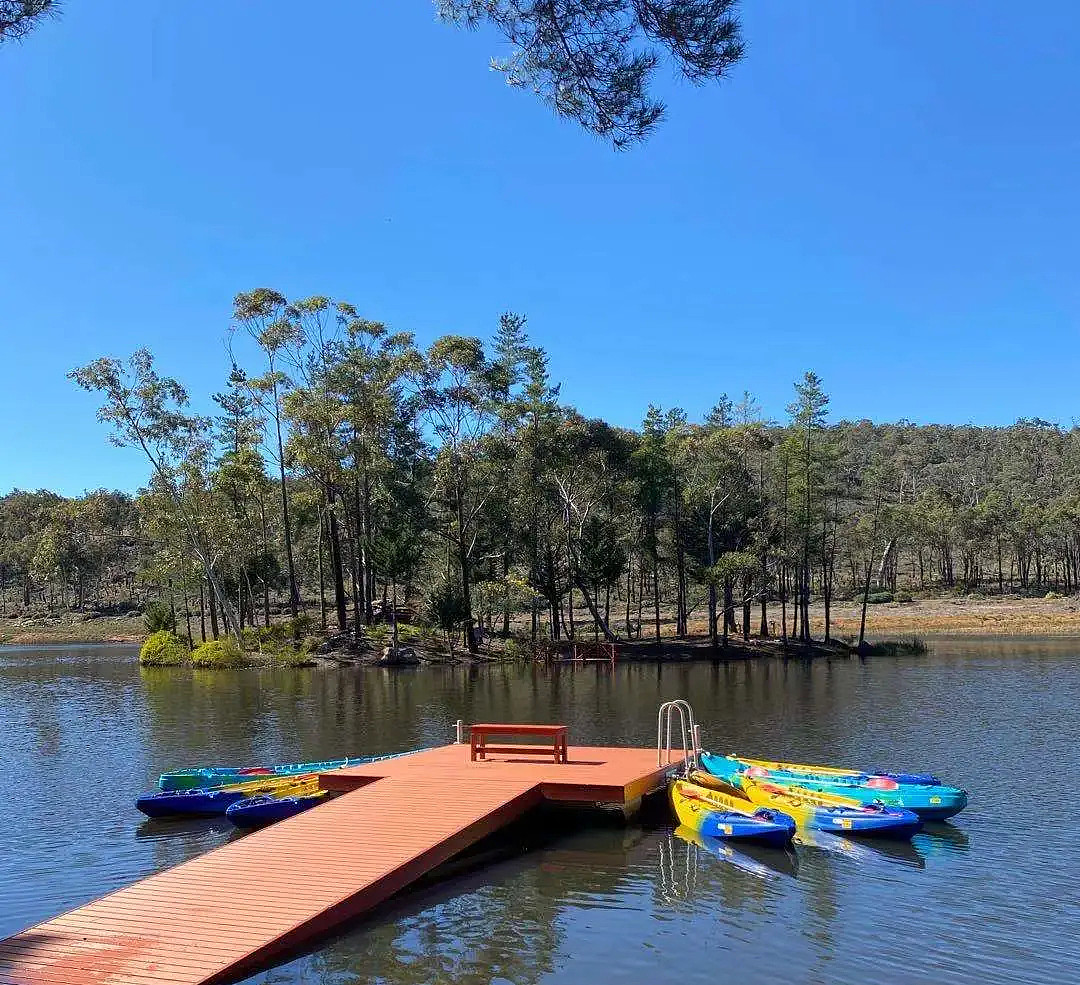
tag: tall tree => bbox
[232,289,303,622]
[786,371,829,642]
[69,351,242,637]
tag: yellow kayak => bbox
[689,770,923,839]
[670,779,795,847]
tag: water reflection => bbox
[673,824,799,880]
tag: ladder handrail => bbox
[657,699,700,771]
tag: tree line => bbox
[4,291,1079,653]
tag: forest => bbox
[3,290,1078,656]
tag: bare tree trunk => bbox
[207,578,220,639]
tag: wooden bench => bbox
[469,723,569,764]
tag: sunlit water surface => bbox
[1,639,1077,985]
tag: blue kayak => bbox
[136,786,252,818]
[225,790,328,828]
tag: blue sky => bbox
[1,1,1078,495]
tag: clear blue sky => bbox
[1,1,1078,496]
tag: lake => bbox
[1,639,1077,985]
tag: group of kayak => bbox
[671,752,968,848]
[135,753,405,828]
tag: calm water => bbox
[1,640,1078,985]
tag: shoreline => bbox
[4,593,1080,651]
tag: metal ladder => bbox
[657,699,701,773]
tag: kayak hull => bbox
[136,788,250,818]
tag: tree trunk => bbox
[317,506,327,630]
[272,377,300,621]
[207,578,220,639]
[327,495,347,632]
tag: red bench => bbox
[469,723,568,764]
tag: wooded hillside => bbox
[5,292,1077,650]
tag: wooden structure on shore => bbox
[0,736,677,985]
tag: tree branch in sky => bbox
[0,0,55,43]
[436,1,744,148]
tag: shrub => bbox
[139,630,188,667]
[143,600,175,634]
[274,642,318,668]
[867,591,894,604]
[503,637,522,660]
[366,623,389,646]
[191,636,252,669]
[864,636,929,656]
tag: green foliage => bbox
[867,591,894,604]
[436,1,744,148]
[143,600,175,634]
[139,630,188,667]
[191,637,251,669]
[366,623,389,646]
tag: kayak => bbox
[158,755,377,792]
[702,753,968,821]
[690,770,923,840]
[136,772,320,818]
[670,779,795,848]
[731,753,940,787]
[225,778,329,828]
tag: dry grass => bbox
[824,595,1080,637]
[0,613,144,645]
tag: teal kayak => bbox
[701,753,968,821]
[157,750,419,791]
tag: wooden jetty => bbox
[0,736,679,985]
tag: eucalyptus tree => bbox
[232,289,303,621]
[681,421,746,648]
[282,299,351,632]
[549,413,629,641]
[421,334,498,652]
[329,310,425,632]
[69,351,242,637]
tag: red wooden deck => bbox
[0,742,677,985]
